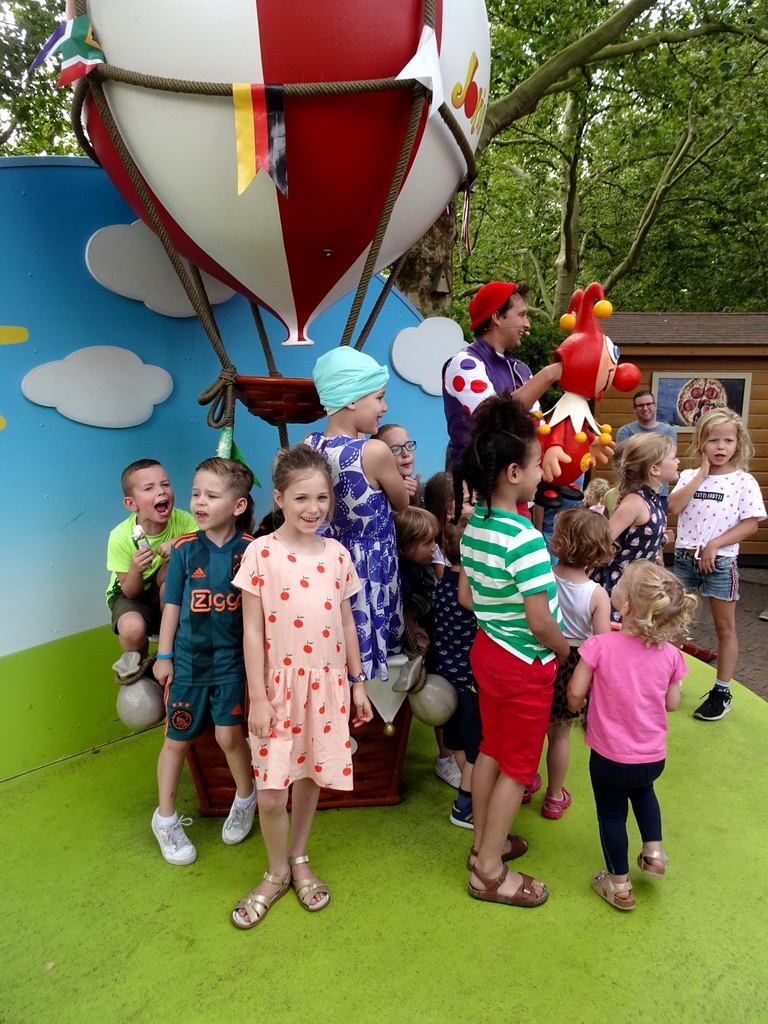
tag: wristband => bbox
[348,671,367,684]
[156,652,174,660]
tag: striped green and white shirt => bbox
[461,506,563,665]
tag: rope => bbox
[340,84,427,347]
[249,302,282,378]
[353,252,406,351]
[402,619,428,689]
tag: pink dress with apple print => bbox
[233,533,362,791]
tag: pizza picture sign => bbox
[652,372,752,430]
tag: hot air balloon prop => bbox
[534,282,641,508]
[47,0,490,443]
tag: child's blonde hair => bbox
[582,477,609,508]
[550,507,616,567]
[687,407,753,471]
[394,506,440,559]
[617,432,675,501]
[619,560,698,648]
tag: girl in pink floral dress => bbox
[230,446,373,929]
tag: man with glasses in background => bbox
[616,390,677,511]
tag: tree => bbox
[397,0,768,320]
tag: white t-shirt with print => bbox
[672,469,766,557]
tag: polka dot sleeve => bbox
[444,353,494,414]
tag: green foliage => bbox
[1,0,77,155]
[457,0,768,315]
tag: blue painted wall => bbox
[1,156,448,662]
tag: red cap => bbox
[469,281,517,331]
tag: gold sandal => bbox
[637,849,668,877]
[288,855,330,912]
[591,870,636,911]
[231,871,290,929]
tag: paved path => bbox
[685,571,768,701]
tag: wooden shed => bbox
[593,312,768,562]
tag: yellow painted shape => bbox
[0,326,28,344]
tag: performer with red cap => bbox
[442,282,562,466]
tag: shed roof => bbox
[606,312,768,347]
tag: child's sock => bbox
[714,679,731,692]
[156,810,179,828]
[458,787,472,801]
[436,755,453,765]
[234,785,257,809]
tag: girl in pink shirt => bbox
[567,560,696,912]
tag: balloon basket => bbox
[234,376,325,426]
[186,702,413,814]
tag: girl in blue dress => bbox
[306,348,409,681]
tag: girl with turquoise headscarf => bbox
[306,348,409,682]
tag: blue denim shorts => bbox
[673,549,739,602]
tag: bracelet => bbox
[348,671,367,684]
[156,652,174,660]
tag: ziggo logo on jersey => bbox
[190,589,242,612]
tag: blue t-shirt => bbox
[164,530,253,687]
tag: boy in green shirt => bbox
[106,459,196,666]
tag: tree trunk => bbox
[395,206,457,317]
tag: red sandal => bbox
[541,787,571,820]
[521,772,542,804]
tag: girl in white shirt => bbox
[669,408,766,721]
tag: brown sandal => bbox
[468,863,548,908]
[466,833,528,871]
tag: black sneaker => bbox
[693,688,732,721]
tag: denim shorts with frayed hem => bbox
[673,549,739,602]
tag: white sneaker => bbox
[434,755,461,789]
[222,793,257,846]
[151,809,197,865]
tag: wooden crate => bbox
[186,702,413,815]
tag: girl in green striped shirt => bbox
[454,392,569,909]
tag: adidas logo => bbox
[191,567,206,578]
[231,704,243,715]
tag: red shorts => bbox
[470,629,556,785]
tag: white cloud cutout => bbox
[390,316,466,395]
[85,220,236,317]
[22,346,173,428]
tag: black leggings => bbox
[589,750,665,876]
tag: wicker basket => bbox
[234,376,325,426]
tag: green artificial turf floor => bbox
[2,655,767,1024]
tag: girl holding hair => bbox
[592,432,679,620]
[567,560,696,910]
[306,348,409,684]
[455,392,570,909]
[231,446,373,928]
[669,408,765,721]
[543,507,615,820]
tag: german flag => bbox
[233,84,287,197]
